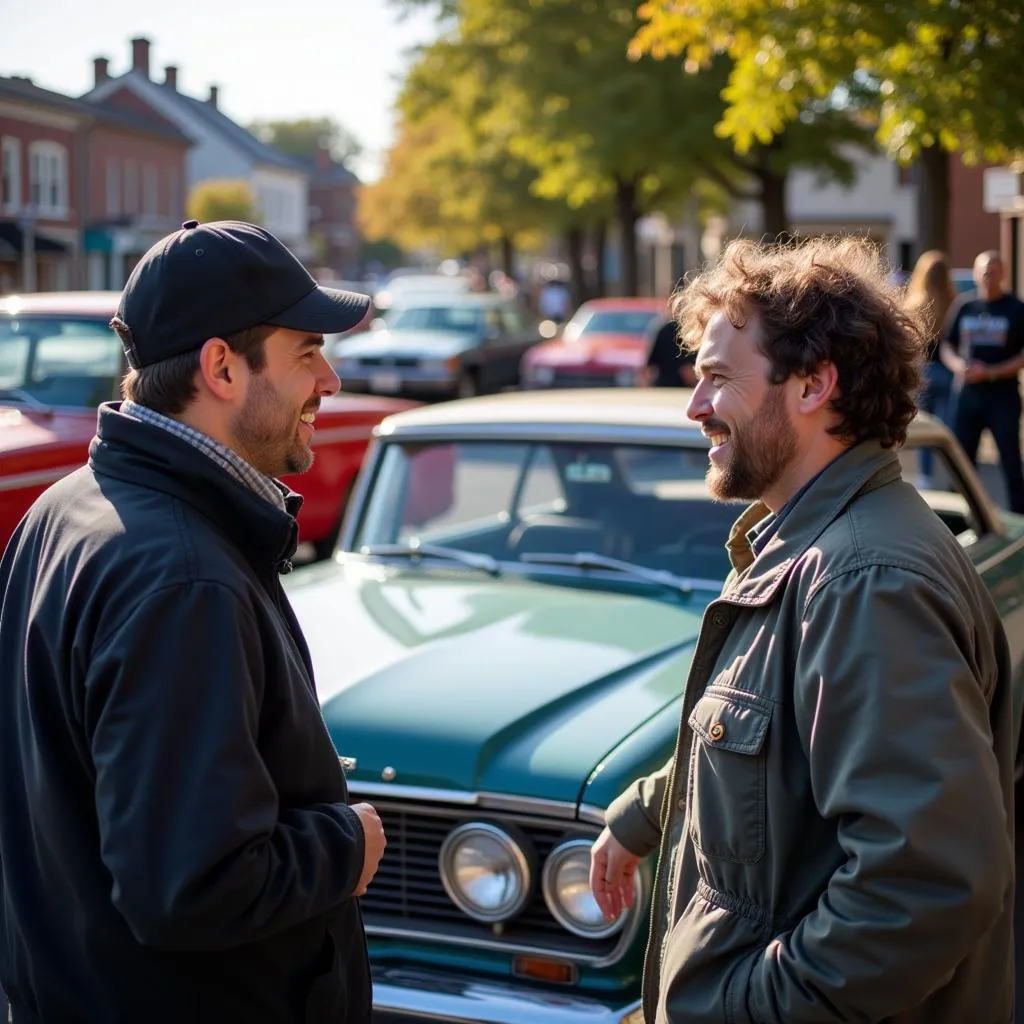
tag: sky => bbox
[0,0,442,182]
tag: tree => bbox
[631,0,1024,253]
[399,0,870,292]
[186,179,257,224]
[249,117,362,167]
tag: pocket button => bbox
[708,722,726,741]
[711,610,729,628]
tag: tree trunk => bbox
[916,144,950,256]
[758,168,789,241]
[565,226,587,309]
[615,179,640,296]
[499,234,515,278]
[591,221,607,297]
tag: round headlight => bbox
[542,838,631,938]
[439,822,532,923]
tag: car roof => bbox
[0,292,120,317]
[376,387,948,445]
[389,293,506,309]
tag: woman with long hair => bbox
[904,249,958,480]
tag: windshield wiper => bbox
[519,551,715,595]
[359,542,501,576]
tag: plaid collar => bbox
[120,400,288,513]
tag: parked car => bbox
[332,294,544,399]
[283,388,1024,1023]
[0,292,416,559]
[372,272,473,313]
[520,297,666,389]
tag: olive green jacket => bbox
[607,441,1015,1023]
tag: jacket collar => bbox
[89,402,302,572]
[721,441,903,606]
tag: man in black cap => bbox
[0,221,386,1023]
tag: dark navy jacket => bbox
[0,404,369,1022]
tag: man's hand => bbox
[351,802,387,897]
[962,360,993,384]
[589,827,641,922]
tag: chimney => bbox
[130,37,151,78]
[93,57,110,88]
[164,65,178,90]
[207,84,219,109]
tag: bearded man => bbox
[0,221,386,1023]
[590,237,1015,1023]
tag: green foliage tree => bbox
[186,179,257,224]
[249,117,362,167]
[398,0,871,293]
[631,0,1024,253]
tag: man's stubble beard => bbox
[707,385,798,503]
[231,373,315,478]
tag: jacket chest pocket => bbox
[686,692,771,865]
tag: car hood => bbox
[286,559,706,806]
[528,333,648,369]
[338,330,476,360]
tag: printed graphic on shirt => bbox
[962,313,1011,351]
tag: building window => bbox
[143,164,158,216]
[1,137,21,211]
[897,163,918,187]
[28,141,68,216]
[123,160,139,216]
[106,157,120,217]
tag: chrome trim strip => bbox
[372,966,642,1023]
[975,532,1024,576]
[347,783,589,822]
[348,782,478,805]
[577,804,607,826]
[0,465,78,491]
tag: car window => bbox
[500,306,529,335]
[355,439,735,583]
[388,306,484,333]
[579,310,661,336]
[902,443,987,543]
[0,316,122,407]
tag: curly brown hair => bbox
[672,236,927,448]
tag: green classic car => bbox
[284,388,1024,1024]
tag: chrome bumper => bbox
[372,966,642,1023]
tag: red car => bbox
[520,296,665,388]
[0,292,415,560]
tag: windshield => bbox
[563,307,659,342]
[0,316,122,408]
[353,439,736,585]
[387,305,490,334]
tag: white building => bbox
[85,38,310,258]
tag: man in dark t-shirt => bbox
[941,250,1024,512]
[642,318,698,387]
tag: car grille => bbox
[357,357,419,368]
[359,798,623,962]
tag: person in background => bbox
[940,249,1024,513]
[641,316,698,387]
[0,220,386,1023]
[903,250,957,483]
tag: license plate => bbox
[370,371,401,393]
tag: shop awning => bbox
[0,222,70,255]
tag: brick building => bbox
[306,143,360,279]
[0,73,190,295]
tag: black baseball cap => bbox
[114,220,371,369]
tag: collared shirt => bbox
[746,451,851,557]
[120,400,288,513]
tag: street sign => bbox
[983,168,1021,213]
